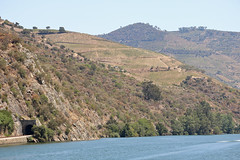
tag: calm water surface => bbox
[0,134,240,160]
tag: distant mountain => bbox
[100,23,165,47]
[99,23,240,89]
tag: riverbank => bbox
[0,135,32,146]
[1,134,240,160]
[0,135,100,147]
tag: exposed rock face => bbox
[0,43,100,141]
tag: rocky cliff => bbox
[0,33,102,141]
[0,24,156,141]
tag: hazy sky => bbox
[1,0,240,34]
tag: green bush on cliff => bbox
[120,123,138,137]
[132,118,157,137]
[156,122,168,135]
[0,110,14,135]
[0,58,6,71]
[32,125,54,142]
[142,81,161,101]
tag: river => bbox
[0,134,240,160]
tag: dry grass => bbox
[46,32,200,86]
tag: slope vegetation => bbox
[46,32,203,86]
[46,31,240,133]
[99,23,240,89]
[0,19,240,141]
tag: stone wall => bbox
[0,135,32,145]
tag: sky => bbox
[1,0,240,35]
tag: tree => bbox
[142,81,161,101]
[0,110,14,135]
[120,123,137,137]
[132,118,157,137]
[105,116,121,137]
[60,45,65,49]
[46,26,50,30]
[33,26,38,29]
[181,115,199,135]
[21,29,31,34]
[156,122,168,135]
[59,27,66,33]
[171,120,184,135]
[221,114,235,134]
[32,125,54,142]
[0,58,6,71]
[14,22,19,27]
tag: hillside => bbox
[46,32,204,86]
[0,19,240,142]
[99,23,240,89]
[46,30,240,132]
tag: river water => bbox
[0,134,240,160]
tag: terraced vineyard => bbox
[46,33,204,86]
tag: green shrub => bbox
[48,119,58,130]
[170,101,235,135]
[60,45,65,49]
[0,58,6,71]
[25,100,31,107]
[0,33,21,50]
[10,51,26,63]
[18,67,26,78]
[18,80,27,93]
[40,94,48,104]
[79,65,86,71]
[65,127,70,135]
[21,29,31,35]
[120,123,138,137]
[10,87,19,98]
[54,83,60,92]
[171,120,184,135]
[36,72,45,84]
[1,93,8,104]
[11,62,20,69]
[115,82,122,89]
[132,118,157,137]
[142,81,161,101]
[55,71,62,81]
[59,27,66,33]
[156,122,168,135]
[32,125,54,142]
[90,63,97,71]
[0,110,14,135]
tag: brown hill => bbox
[46,30,240,135]
[99,23,240,89]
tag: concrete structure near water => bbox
[0,135,32,145]
[0,120,36,146]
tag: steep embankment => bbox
[99,23,240,89]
